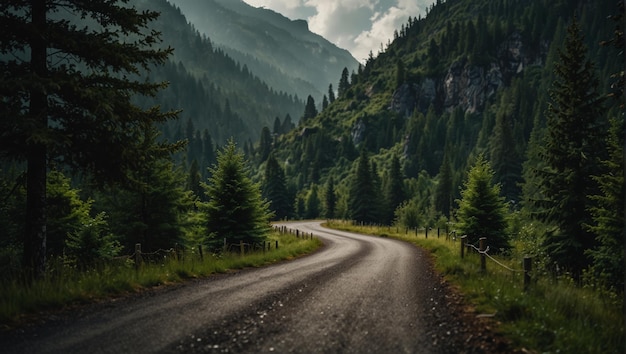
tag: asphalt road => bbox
[1,221,473,353]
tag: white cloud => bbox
[242,0,434,63]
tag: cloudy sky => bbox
[241,0,435,62]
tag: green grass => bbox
[326,221,625,354]
[0,231,322,327]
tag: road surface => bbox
[1,221,490,353]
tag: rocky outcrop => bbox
[351,119,367,145]
[390,31,545,117]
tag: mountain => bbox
[260,0,621,220]
[128,0,306,149]
[166,0,360,101]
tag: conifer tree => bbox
[456,155,509,252]
[258,126,273,162]
[586,117,624,290]
[0,0,177,276]
[384,155,406,224]
[262,153,292,221]
[305,184,321,219]
[202,140,272,249]
[529,18,606,278]
[322,95,329,110]
[328,84,336,103]
[338,67,350,97]
[433,154,453,218]
[96,127,191,252]
[303,95,318,122]
[348,149,379,224]
[324,176,337,219]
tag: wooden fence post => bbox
[223,238,227,253]
[479,237,487,271]
[425,227,428,239]
[135,243,142,270]
[460,235,467,258]
[263,241,266,254]
[524,257,532,292]
[276,240,279,250]
[198,244,204,261]
[240,240,244,256]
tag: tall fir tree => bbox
[586,117,624,290]
[302,95,318,122]
[338,67,350,97]
[456,155,509,252]
[529,18,607,278]
[262,153,292,221]
[96,127,191,253]
[348,149,379,224]
[202,140,272,249]
[328,84,336,103]
[305,184,321,219]
[384,155,406,224]
[433,153,453,218]
[0,0,177,277]
[324,176,337,219]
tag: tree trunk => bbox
[23,0,48,278]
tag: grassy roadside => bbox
[325,221,624,354]
[0,231,322,327]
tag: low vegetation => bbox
[0,231,321,328]
[326,221,624,354]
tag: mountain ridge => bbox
[167,0,360,101]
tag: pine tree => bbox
[258,126,273,162]
[202,140,272,249]
[303,95,318,122]
[305,184,321,219]
[338,67,350,97]
[262,153,292,221]
[96,127,192,252]
[433,154,453,218]
[328,84,336,103]
[456,155,509,253]
[530,18,607,278]
[586,117,624,290]
[322,95,329,110]
[0,0,177,277]
[384,155,406,224]
[348,149,379,224]
[187,159,203,199]
[324,176,337,219]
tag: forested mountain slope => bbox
[167,0,360,101]
[130,0,305,146]
[263,0,621,213]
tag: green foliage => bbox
[528,18,607,278]
[95,128,192,253]
[328,222,624,354]
[65,212,122,267]
[348,149,380,224]
[0,0,180,276]
[305,184,321,219]
[262,153,292,221]
[46,171,95,257]
[394,198,423,229]
[203,140,272,249]
[585,117,625,291]
[323,176,337,219]
[0,231,321,325]
[456,155,509,252]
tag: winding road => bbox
[1,221,480,353]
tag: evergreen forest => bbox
[0,0,624,333]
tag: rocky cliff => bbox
[390,31,548,117]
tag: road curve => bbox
[1,221,471,353]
